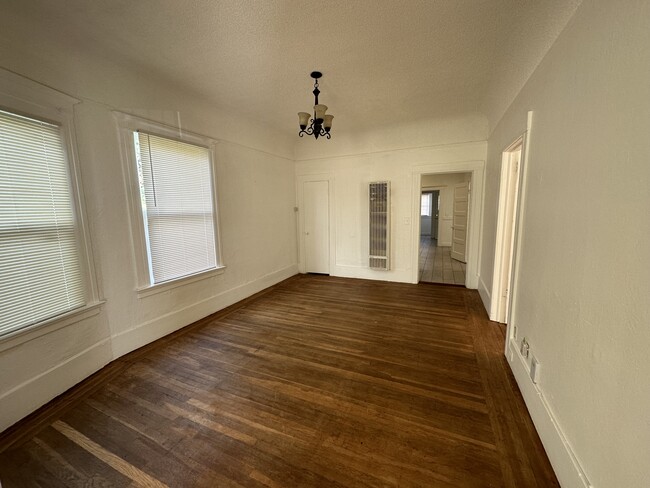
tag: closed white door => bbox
[451,182,469,263]
[303,180,330,274]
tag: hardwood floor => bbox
[419,236,466,285]
[0,275,558,487]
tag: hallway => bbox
[419,236,466,285]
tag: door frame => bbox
[493,111,533,354]
[296,173,335,274]
[410,160,485,288]
[490,136,524,323]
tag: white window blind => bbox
[0,109,84,337]
[134,132,217,284]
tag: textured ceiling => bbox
[5,0,581,135]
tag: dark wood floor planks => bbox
[0,275,558,487]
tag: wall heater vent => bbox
[369,181,390,270]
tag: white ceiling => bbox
[6,0,581,135]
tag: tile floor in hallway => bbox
[419,235,466,285]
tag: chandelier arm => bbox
[301,122,315,136]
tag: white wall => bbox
[479,1,650,486]
[296,116,487,284]
[421,173,470,246]
[0,18,297,430]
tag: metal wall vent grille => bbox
[369,181,390,270]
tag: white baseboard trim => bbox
[478,276,491,317]
[111,265,298,359]
[0,339,113,432]
[507,339,592,488]
[331,264,412,284]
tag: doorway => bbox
[301,180,330,274]
[418,172,471,285]
[490,136,524,323]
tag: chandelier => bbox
[298,71,334,140]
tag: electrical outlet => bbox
[530,355,541,383]
[520,338,530,358]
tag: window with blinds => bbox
[133,132,217,284]
[0,109,85,337]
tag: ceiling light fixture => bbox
[298,71,333,140]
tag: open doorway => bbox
[490,136,524,323]
[419,172,471,285]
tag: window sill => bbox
[136,266,227,298]
[0,301,105,353]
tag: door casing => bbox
[410,160,485,288]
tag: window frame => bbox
[114,112,225,297]
[0,68,102,347]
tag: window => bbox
[135,132,217,283]
[0,108,89,337]
[115,113,223,291]
[421,193,432,217]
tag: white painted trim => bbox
[507,340,592,488]
[490,134,525,323]
[113,111,225,290]
[504,111,534,351]
[0,68,102,333]
[295,139,487,163]
[0,338,113,432]
[136,266,227,298]
[113,111,218,147]
[331,264,412,283]
[478,276,491,313]
[0,302,104,352]
[410,160,485,287]
[0,68,80,114]
[111,264,298,358]
[296,174,335,275]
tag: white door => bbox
[303,180,330,274]
[498,148,522,322]
[432,190,440,240]
[451,182,469,263]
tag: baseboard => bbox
[111,265,299,358]
[478,276,491,317]
[331,264,413,284]
[507,340,592,488]
[0,339,112,432]
[438,240,452,247]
